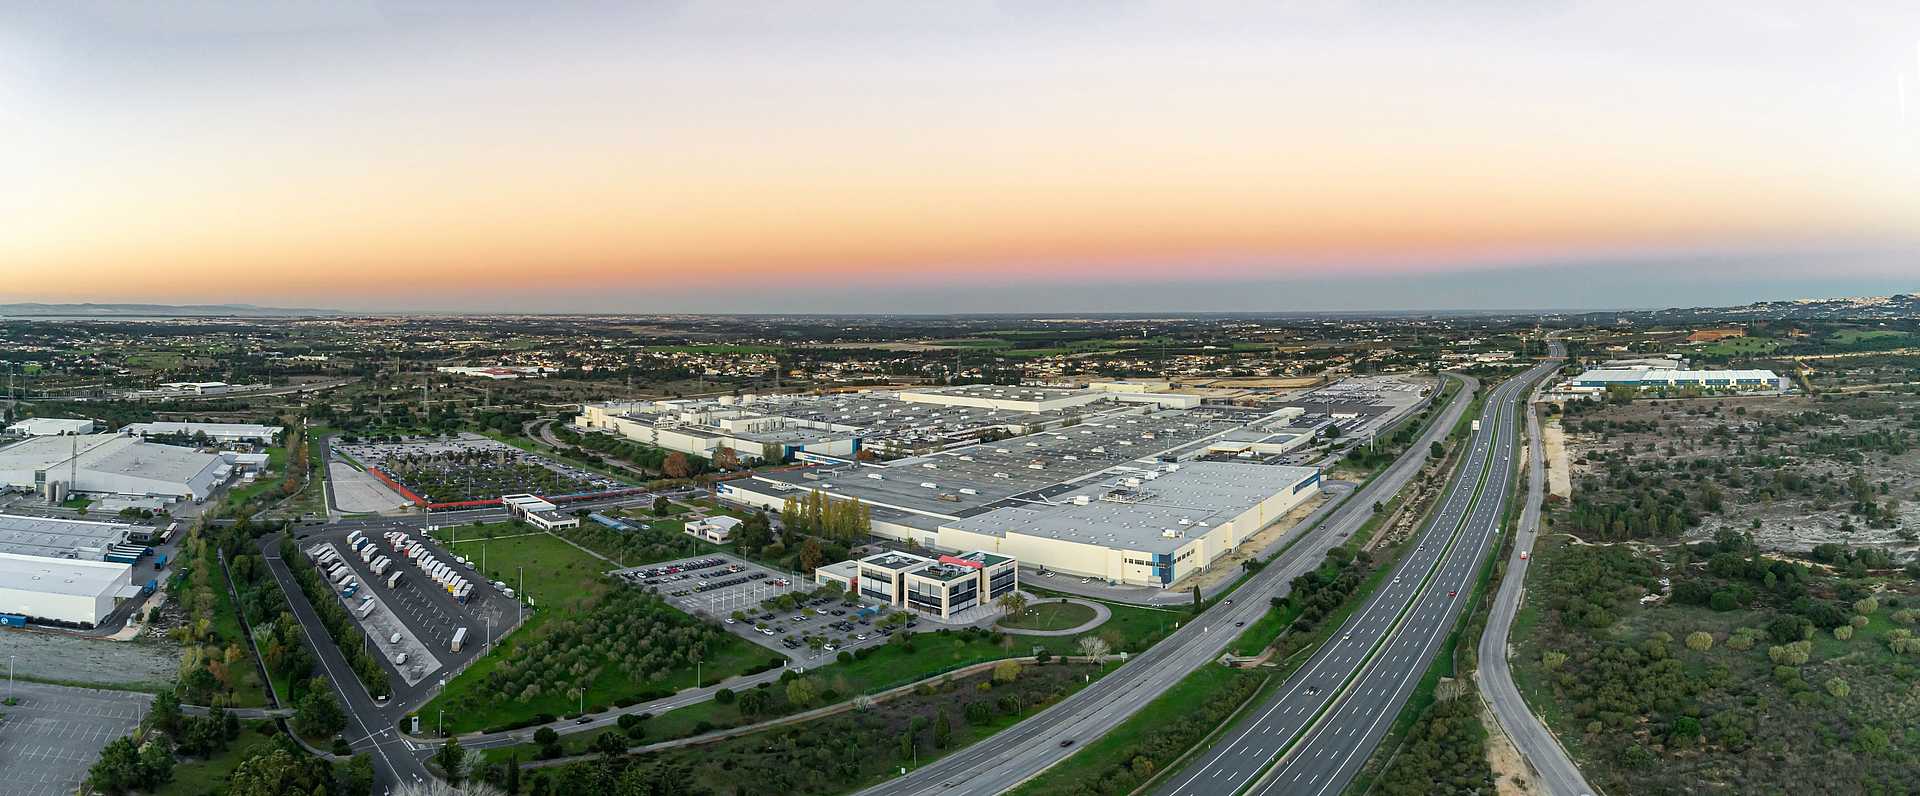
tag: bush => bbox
[1833,625,1854,641]
[1685,631,1714,652]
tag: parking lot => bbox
[616,553,908,665]
[0,681,152,796]
[304,524,517,698]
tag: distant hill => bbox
[0,302,342,318]
[1567,292,1920,323]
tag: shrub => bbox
[1685,631,1714,652]
[1854,597,1879,615]
[1833,625,1854,641]
[1824,677,1850,699]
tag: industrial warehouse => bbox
[1564,367,1787,394]
[715,402,1332,587]
[0,431,269,503]
[0,514,144,626]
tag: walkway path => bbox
[995,595,1110,637]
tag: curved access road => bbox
[1152,356,1557,796]
[1478,340,1594,796]
[850,373,1477,796]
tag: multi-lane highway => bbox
[1154,356,1557,796]
[852,373,1480,796]
[1478,340,1593,796]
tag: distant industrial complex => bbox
[579,378,1431,588]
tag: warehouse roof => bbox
[123,422,280,440]
[0,551,130,597]
[1573,368,1779,384]
[943,462,1321,555]
[0,514,133,558]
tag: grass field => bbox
[998,600,1096,631]
[427,525,610,605]
[1697,336,1783,356]
[126,351,186,370]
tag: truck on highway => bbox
[450,627,467,653]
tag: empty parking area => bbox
[0,681,151,796]
[616,553,900,664]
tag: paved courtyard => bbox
[0,681,152,796]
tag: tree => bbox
[653,496,671,516]
[1430,441,1445,459]
[86,736,144,796]
[138,737,175,789]
[434,738,468,786]
[798,538,825,573]
[662,453,691,479]
[294,688,346,738]
[786,677,818,708]
[228,748,329,796]
[506,752,522,795]
[591,730,628,759]
[998,592,1028,619]
[932,707,954,748]
[149,689,183,736]
[992,660,1022,684]
[1077,635,1111,662]
[713,447,740,470]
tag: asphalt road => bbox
[1154,362,1549,796]
[1477,342,1594,796]
[1199,360,1554,796]
[261,533,435,795]
[850,373,1479,796]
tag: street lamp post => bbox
[437,709,444,737]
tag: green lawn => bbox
[60,496,93,510]
[998,600,1096,631]
[426,526,610,607]
[154,722,280,795]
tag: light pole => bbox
[437,709,444,737]
[7,654,13,701]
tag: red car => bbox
[1448,590,1457,598]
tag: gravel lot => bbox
[2,631,177,689]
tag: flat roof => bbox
[123,422,280,439]
[859,551,935,572]
[0,552,129,598]
[1574,367,1779,383]
[0,514,133,558]
[943,462,1321,555]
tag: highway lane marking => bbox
[1258,373,1545,796]
[1159,388,1514,796]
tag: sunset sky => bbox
[4,2,1917,313]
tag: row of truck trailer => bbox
[307,530,483,658]
[373,529,476,604]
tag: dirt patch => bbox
[2,629,178,689]
[1540,416,1571,499]
[1173,494,1328,592]
[1480,701,1544,796]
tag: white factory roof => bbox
[0,434,226,490]
[6,418,96,436]
[1574,368,1778,383]
[0,551,131,598]
[79,435,229,482]
[123,422,280,441]
[0,514,133,558]
[944,461,1320,554]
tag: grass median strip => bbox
[1231,384,1510,795]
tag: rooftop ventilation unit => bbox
[920,482,938,489]
[868,473,884,480]
[1072,495,1091,506]
[993,472,1010,478]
